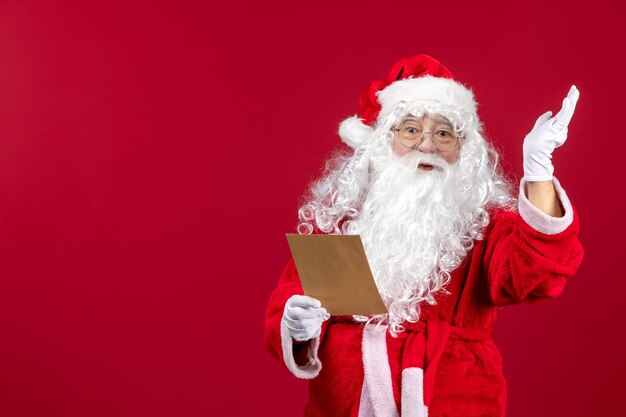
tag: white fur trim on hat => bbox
[376,76,478,129]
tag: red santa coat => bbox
[265,178,583,417]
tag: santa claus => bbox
[265,55,583,417]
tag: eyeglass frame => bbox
[392,121,464,153]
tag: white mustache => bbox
[397,151,449,171]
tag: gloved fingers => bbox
[285,306,329,321]
[284,318,325,342]
[552,128,569,148]
[553,85,579,129]
[533,111,553,130]
[286,294,322,309]
[283,316,325,331]
[291,327,321,342]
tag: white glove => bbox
[523,85,580,182]
[282,295,330,342]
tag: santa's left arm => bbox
[484,87,584,306]
[522,85,579,217]
[484,186,583,306]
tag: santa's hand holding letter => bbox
[265,55,583,417]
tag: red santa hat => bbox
[339,55,479,149]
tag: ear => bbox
[338,116,374,149]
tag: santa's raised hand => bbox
[523,86,580,182]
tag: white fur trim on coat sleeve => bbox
[518,177,574,235]
[280,320,322,379]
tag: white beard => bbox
[344,150,481,332]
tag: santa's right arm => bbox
[264,258,327,379]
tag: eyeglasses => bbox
[393,121,461,152]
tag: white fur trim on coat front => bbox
[401,368,428,417]
[359,324,399,417]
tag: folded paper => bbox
[286,234,388,315]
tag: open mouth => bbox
[418,163,436,171]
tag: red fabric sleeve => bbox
[483,208,584,306]
[264,259,304,363]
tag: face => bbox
[391,115,461,166]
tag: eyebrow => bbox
[400,117,454,128]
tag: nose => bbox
[417,133,437,152]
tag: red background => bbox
[0,1,624,416]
